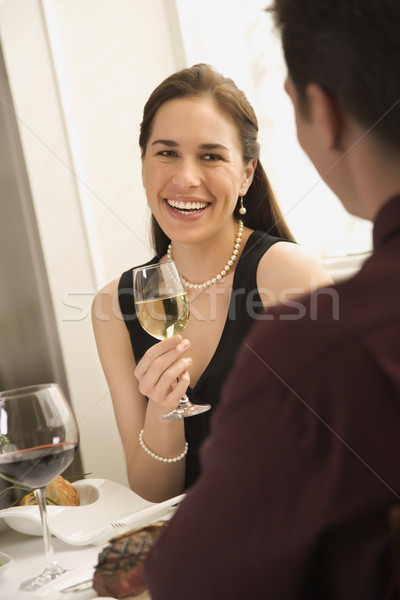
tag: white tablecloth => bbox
[0,525,150,600]
[0,480,182,599]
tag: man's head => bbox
[270,0,400,153]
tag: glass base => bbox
[19,564,67,591]
[163,396,211,420]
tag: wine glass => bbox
[0,383,79,591]
[133,261,211,419]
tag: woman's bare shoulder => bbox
[92,277,122,324]
[261,240,322,266]
[96,277,120,296]
[257,241,333,300]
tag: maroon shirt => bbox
[145,196,400,600]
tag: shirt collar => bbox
[373,195,400,249]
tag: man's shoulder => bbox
[243,261,400,384]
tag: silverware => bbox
[59,495,186,592]
[107,495,184,535]
[110,520,126,529]
[60,578,93,593]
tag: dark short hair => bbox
[139,63,294,255]
[270,0,400,151]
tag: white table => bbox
[0,524,150,600]
[0,480,182,599]
[0,525,99,599]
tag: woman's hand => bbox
[134,336,192,414]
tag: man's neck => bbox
[340,128,400,221]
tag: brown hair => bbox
[140,63,294,255]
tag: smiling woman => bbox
[91,63,333,503]
[141,95,256,250]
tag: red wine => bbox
[0,442,77,489]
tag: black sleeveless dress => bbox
[118,230,283,488]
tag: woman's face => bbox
[141,96,255,245]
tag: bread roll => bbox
[20,475,80,506]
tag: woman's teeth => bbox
[166,199,208,215]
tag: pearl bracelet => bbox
[139,429,188,463]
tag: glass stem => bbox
[178,394,192,406]
[34,487,59,574]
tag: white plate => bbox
[0,551,13,577]
[0,478,183,546]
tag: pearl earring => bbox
[238,196,247,215]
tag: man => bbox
[145,1,400,597]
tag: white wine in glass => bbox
[135,292,190,341]
[133,261,211,419]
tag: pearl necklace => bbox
[167,220,244,290]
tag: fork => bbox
[60,578,93,593]
[109,511,171,537]
[110,520,126,529]
[108,495,184,534]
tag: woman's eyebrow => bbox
[151,139,178,147]
[199,143,230,151]
[151,140,230,152]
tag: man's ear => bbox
[305,83,344,151]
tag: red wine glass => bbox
[0,383,79,591]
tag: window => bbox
[175,0,372,267]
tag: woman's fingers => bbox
[134,336,192,406]
[156,360,192,403]
[166,370,191,403]
[135,336,190,379]
[138,356,192,399]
